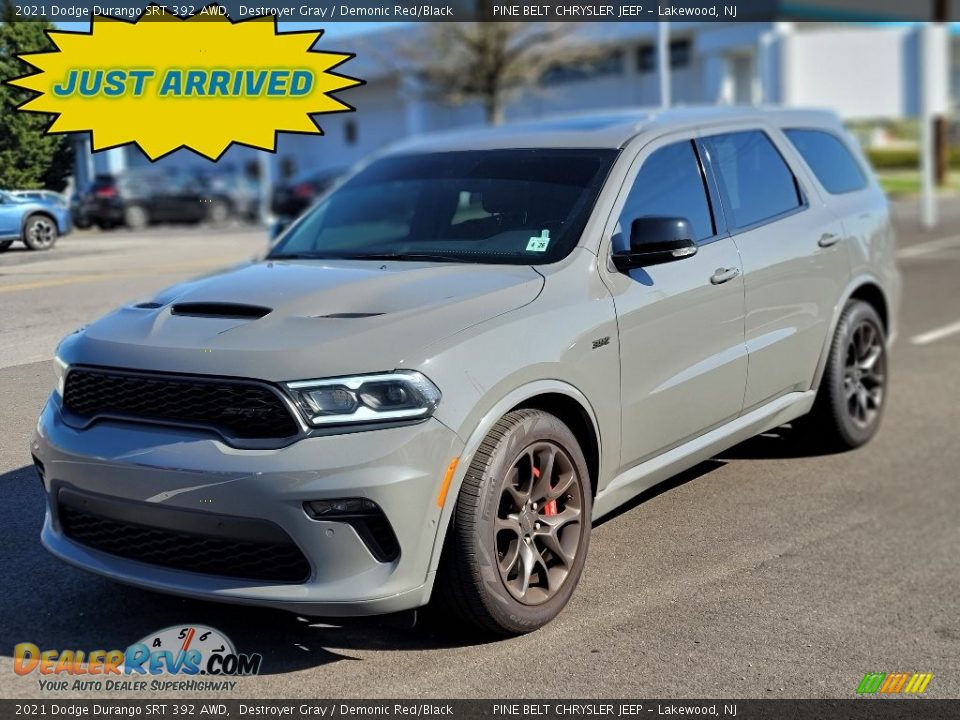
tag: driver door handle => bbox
[818,232,840,248]
[710,267,740,285]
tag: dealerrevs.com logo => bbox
[14,625,262,692]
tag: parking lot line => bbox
[0,258,245,294]
[910,319,960,345]
[897,234,960,259]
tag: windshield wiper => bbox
[338,252,466,263]
[266,251,335,260]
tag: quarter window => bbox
[784,128,867,194]
[702,130,802,230]
[614,140,714,251]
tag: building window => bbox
[541,50,624,86]
[637,39,692,73]
[670,38,691,69]
[344,120,358,146]
[638,45,655,73]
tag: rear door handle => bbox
[818,232,840,248]
[710,267,740,285]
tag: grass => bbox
[876,170,960,198]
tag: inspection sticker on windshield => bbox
[526,230,551,252]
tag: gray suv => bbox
[33,108,900,635]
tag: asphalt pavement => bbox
[0,209,958,699]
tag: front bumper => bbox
[33,394,463,615]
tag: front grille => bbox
[63,368,299,440]
[59,503,311,583]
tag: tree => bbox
[400,6,603,125]
[0,1,73,190]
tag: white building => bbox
[71,21,949,195]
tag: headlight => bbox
[53,355,68,397]
[52,326,84,397]
[285,371,441,426]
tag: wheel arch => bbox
[812,275,891,391]
[20,210,58,236]
[848,282,889,334]
[510,393,600,499]
[424,380,602,585]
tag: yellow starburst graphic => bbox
[7,4,363,160]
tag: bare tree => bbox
[400,14,606,125]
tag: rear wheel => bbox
[207,200,229,225]
[435,409,592,636]
[124,205,149,231]
[22,215,58,251]
[797,299,887,451]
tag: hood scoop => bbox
[171,302,272,319]
[314,312,385,319]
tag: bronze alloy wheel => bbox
[495,441,584,605]
[843,318,886,429]
[797,299,888,451]
[435,408,592,635]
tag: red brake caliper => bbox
[533,466,559,516]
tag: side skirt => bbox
[593,390,816,520]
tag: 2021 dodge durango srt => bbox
[33,108,900,636]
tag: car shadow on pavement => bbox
[595,459,727,527]
[716,423,843,460]
[0,465,495,679]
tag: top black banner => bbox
[6,0,960,23]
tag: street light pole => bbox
[658,22,671,108]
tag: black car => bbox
[270,167,342,222]
[72,173,233,230]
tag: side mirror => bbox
[612,216,698,271]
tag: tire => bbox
[124,205,149,231]
[797,299,888,451]
[0,239,13,252]
[435,409,592,636]
[22,215,58,251]
[207,201,229,225]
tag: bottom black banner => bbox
[2,700,957,720]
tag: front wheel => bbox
[435,409,592,636]
[22,215,58,250]
[797,299,888,451]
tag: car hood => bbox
[63,259,544,381]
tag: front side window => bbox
[269,149,617,265]
[784,128,867,194]
[702,130,802,231]
[613,140,714,252]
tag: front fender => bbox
[421,378,601,597]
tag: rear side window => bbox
[614,140,715,250]
[784,128,867,194]
[702,130,802,231]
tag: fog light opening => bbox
[303,497,400,563]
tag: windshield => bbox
[268,149,617,265]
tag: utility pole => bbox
[933,0,950,186]
[920,23,949,229]
[658,22,671,108]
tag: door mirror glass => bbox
[612,216,698,271]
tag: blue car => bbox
[0,190,72,252]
